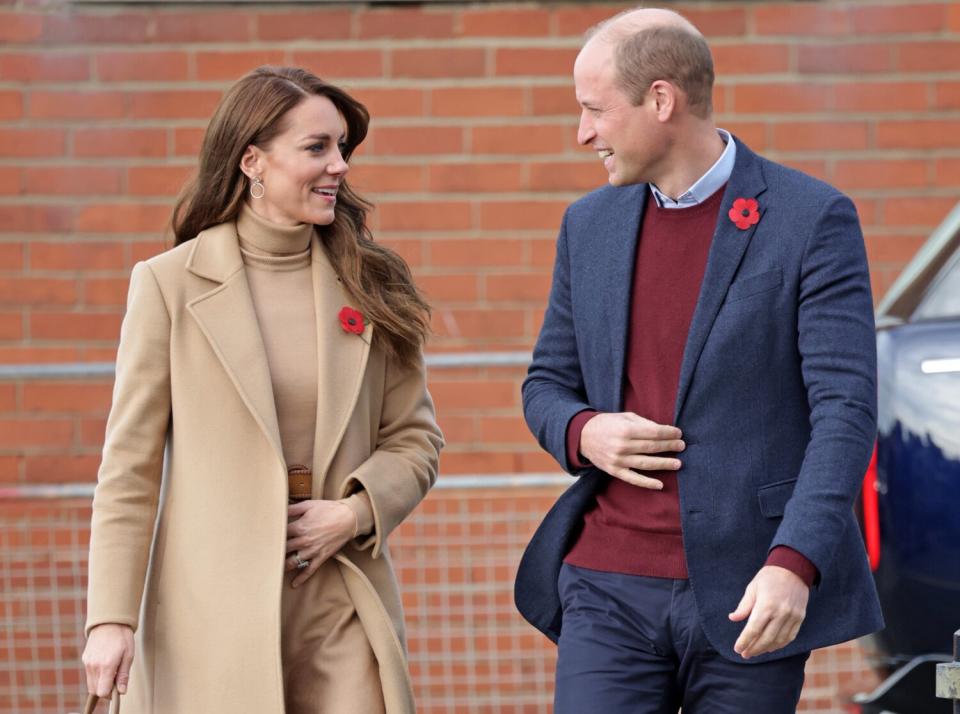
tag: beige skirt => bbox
[281,558,386,714]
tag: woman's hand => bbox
[82,623,135,697]
[285,499,356,587]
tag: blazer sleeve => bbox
[86,261,172,635]
[522,209,594,473]
[338,350,443,558]
[768,194,878,577]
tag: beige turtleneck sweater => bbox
[237,204,373,536]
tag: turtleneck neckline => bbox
[237,203,314,257]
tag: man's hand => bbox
[729,565,809,659]
[579,412,684,489]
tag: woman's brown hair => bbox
[172,66,430,368]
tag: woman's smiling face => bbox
[241,94,349,226]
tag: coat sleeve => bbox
[86,261,171,635]
[521,209,594,473]
[768,194,877,577]
[338,350,443,558]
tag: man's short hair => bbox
[593,23,715,118]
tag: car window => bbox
[913,249,960,321]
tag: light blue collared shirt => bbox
[649,128,736,209]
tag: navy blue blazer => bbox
[516,139,884,663]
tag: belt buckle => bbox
[287,464,312,502]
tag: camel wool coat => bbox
[86,220,444,714]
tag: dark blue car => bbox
[855,207,960,714]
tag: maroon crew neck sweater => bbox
[563,187,817,586]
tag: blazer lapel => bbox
[594,184,646,411]
[674,139,768,422]
[309,237,372,492]
[185,223,284,466]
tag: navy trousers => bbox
[555,563,810,714]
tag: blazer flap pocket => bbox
[757,478,797,518]
[727,267,782,302]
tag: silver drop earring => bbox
[250,176,265,199]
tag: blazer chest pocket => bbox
[757,477,797,518]
[726,268,782,303]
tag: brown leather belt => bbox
[287,464,312,501]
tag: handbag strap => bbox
[83,689,120,714]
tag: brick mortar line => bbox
[0,120,211,129]
[4,34,960,51]
[4,34,960,53]
[8,110,960,124]
[0,193,583,204]
[4,152,960,169]
[354,155,602,164]
[0,2,953,14]
[0,197,173,205]
[371,188,960,200]
[0,233,173,240]
[10,72,960,89]
[713,33,959,44]
[0,199,944,213]
[329,149,960,162]
[378,230,558,237]
[0,38,589,52]
[0,269,136,276]
[0,78,581,89]
[9,307,122,314]
[2,225,935,238]
[2,31,960,49]
[438,445,545,453]
[0,160,198,167]
[369,116,579,126]
[415,267,552,273]
[2,234,556,242]
[374,193,584,200]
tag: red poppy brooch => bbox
[728,197,760,230]
[338,306,366,336]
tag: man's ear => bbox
[239,145,262,180]
[649,80,677,122]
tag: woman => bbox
[81,66,443,714]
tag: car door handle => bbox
[920,358,960,374]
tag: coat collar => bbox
[185,222,244,283]
[597,137,767,418]
[308,235,373,491]
[185,221,372,483]
[673,137,767,421]
[593,183,647,412]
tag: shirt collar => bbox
[649,128,736,209]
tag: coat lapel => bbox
[185,223,285,467]
[674,139,768,422]
[595,184,646,411]
[309,237,372,491]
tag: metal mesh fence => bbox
[1,488,876,714]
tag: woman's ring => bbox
[295,553,309,570]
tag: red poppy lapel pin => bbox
[338,306,367,340]
[728,197,760,230]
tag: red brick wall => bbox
[2,1,959,480]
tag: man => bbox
[515,8,883,713]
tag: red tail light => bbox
[862,443,881,571]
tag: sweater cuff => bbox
[565,409,600,470]
[341,491,374,537]
[766,546,819,587]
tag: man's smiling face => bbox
[574,38,669,188]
